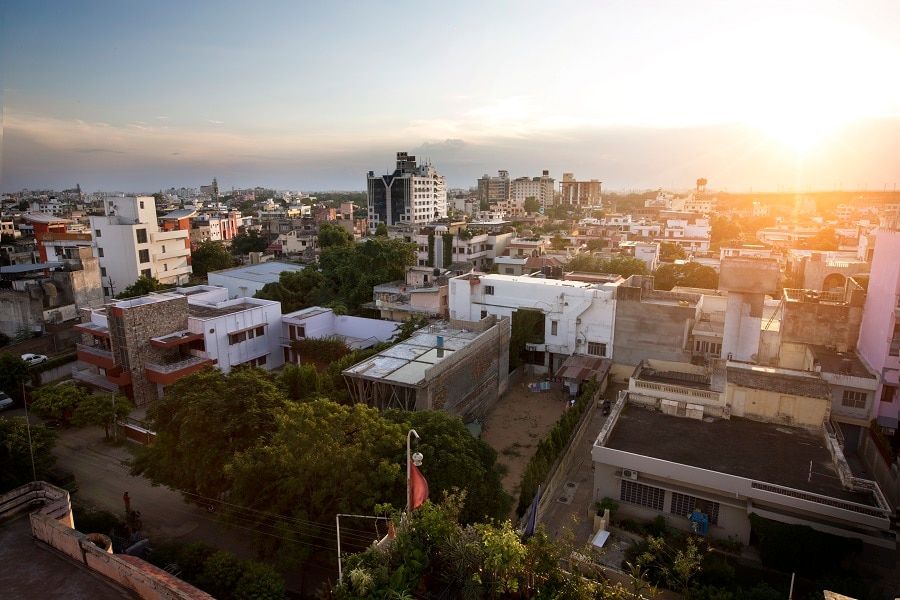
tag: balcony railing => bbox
[72,365,119,391]
[76,343,116,369]
[145,355,212,384]
[633,379,720,401]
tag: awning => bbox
[557,354,611,384]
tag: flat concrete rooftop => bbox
[607,404,876,506]
[187,301,261,319]
[0,515,133,599]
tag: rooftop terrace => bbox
[607,404,877,506]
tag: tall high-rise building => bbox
[476,170,511,208]
[560,173,602,208]
[509,170,554,211]
[367,152,447,227]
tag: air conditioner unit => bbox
[622,469,639,481]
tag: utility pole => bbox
[23,382,36,481]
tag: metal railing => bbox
[750,481,890,518]
[144,355,209,374]
[76,343,113,359]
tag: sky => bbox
[2,0,900,193]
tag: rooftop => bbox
[22,213,72,224]
[208,261,305,283]
[343,321,484,386]
[810,346,876,379]
[0,515,133,599]
[607,404,877,506]
[188,301,262,319]
[726,362,832,400]
[160,208,198,220]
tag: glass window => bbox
[841,390,867,409]
[138,249,150,263]
[588,342,606,357]
[551,321,558,336]
[670,491,719,524]
[141,268,151,278]
[95,229,101,238]
[136,229,148,244]
[485,285,495,295]
[97,247,104,258]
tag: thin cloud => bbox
[208,119,225,125]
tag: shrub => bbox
[594,497,619,516]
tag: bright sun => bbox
[748,98,852,156]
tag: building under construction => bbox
[342,315,510,420]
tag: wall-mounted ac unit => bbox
[622,469,639,481]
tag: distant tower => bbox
[211,178,219,200]
[696,178,707,192]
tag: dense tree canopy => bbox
[653,262,719,291]
[254,268,327,313]
[523,197,540,214]
[318,237,415,312]
[566,254,649,278]
[73,393,131,440]
[31,382,90,422]
[659,241,687,261]
[231,231,269,255]
[116,275,170,299]
[317,222,354,249]
[134,367,289,497]
[0,417,57,492]
[0,353,29,401]
[191,240,235,278]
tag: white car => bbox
[0,391,13,411]
[21,353,49,366]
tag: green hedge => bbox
[442,232,454,267]
[748,512,861,576]
[516,379,598,515]
[427,234,435,267]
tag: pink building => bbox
[857,224,900,434]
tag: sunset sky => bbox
[2,0,899,192]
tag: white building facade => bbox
[90,196,192,297]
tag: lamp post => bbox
[406,429,422,512]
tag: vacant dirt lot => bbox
[482,375,569,514]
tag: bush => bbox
[643,515,669,537]
[594,497,619,517]
[749,513,861,576]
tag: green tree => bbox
[373,222,389,237]
[133,367,289,498]
[73,393,131,440]
[318,237,415,312]
[710,216,742,248]
[116,275,168,299]
[231,231,268,255]
[191,240,235,278]
[227,400,406,568]
[566,254,648,278]
[802,227,839,251]
[659,241,687,261]
[233,561,287,600]
[584,238,606,252]
[0,417,57,492]
[523,197,540,214]
[254,268,327,313]
[31,382,90,422]
[277,363,321,402]
[550,234,568,250]
[318,222,354,249]
[654,262,719,291]
[0,353,30,401]
[383,410,512,523]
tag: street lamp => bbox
[406,429,421,512]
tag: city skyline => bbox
[3,0,900,192]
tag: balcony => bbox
[144,355,213,385]
[71,365,119,392]
[153,246,190,261]
[150,229,188,242]
[105,366,132,386]
[76,343,115,370]
[74,322,110,338]
[150,330,203,349]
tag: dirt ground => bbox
[482,375,569,513]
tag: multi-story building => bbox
[663,217,711,254]
[367,152,447,227]
[73,286,283,406]
[559,173,601,208]
[189,210,242,246]
[476,170,511,208]
[857,223,900,434]
[207,261,306,299]
[281,306,398,364]
[449,272,618,374]
[89,196,192,296]
[508,171,554,212]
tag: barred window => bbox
[620,480,664,511]
[841,390,867,409]
[670,491,720,525]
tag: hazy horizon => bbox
[3,1,900,193]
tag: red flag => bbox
[410,463,429,510]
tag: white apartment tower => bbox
[90,196,192,297]
[509,171,555,211]
[367,152,447,227]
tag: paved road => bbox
[50,423,253,559]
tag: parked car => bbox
[0,391,13,411]
[21,353,49,366]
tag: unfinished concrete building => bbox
[343,316,510,421]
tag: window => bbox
[100,267,106,277]
[95,229,101,238]
[97,247,104,258]
[289,325,306,340]
[480,310,488,319]
[103,287,109,296]
[139,200,144,209]
[881,385,897,404]
[136,228,148,244]
[163,263,168,272]
[256,326,265,337]
[504,268,514,274]
[138,249,150,263]
[588,342,606,357]
[620,480,664,511]
[485,285,495,295]
[841,390,867,409]
[141,269,151,278]
[229,331,248,345]
[551,320,558,336]
[161,245,165,254]
[670,492,719,525]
